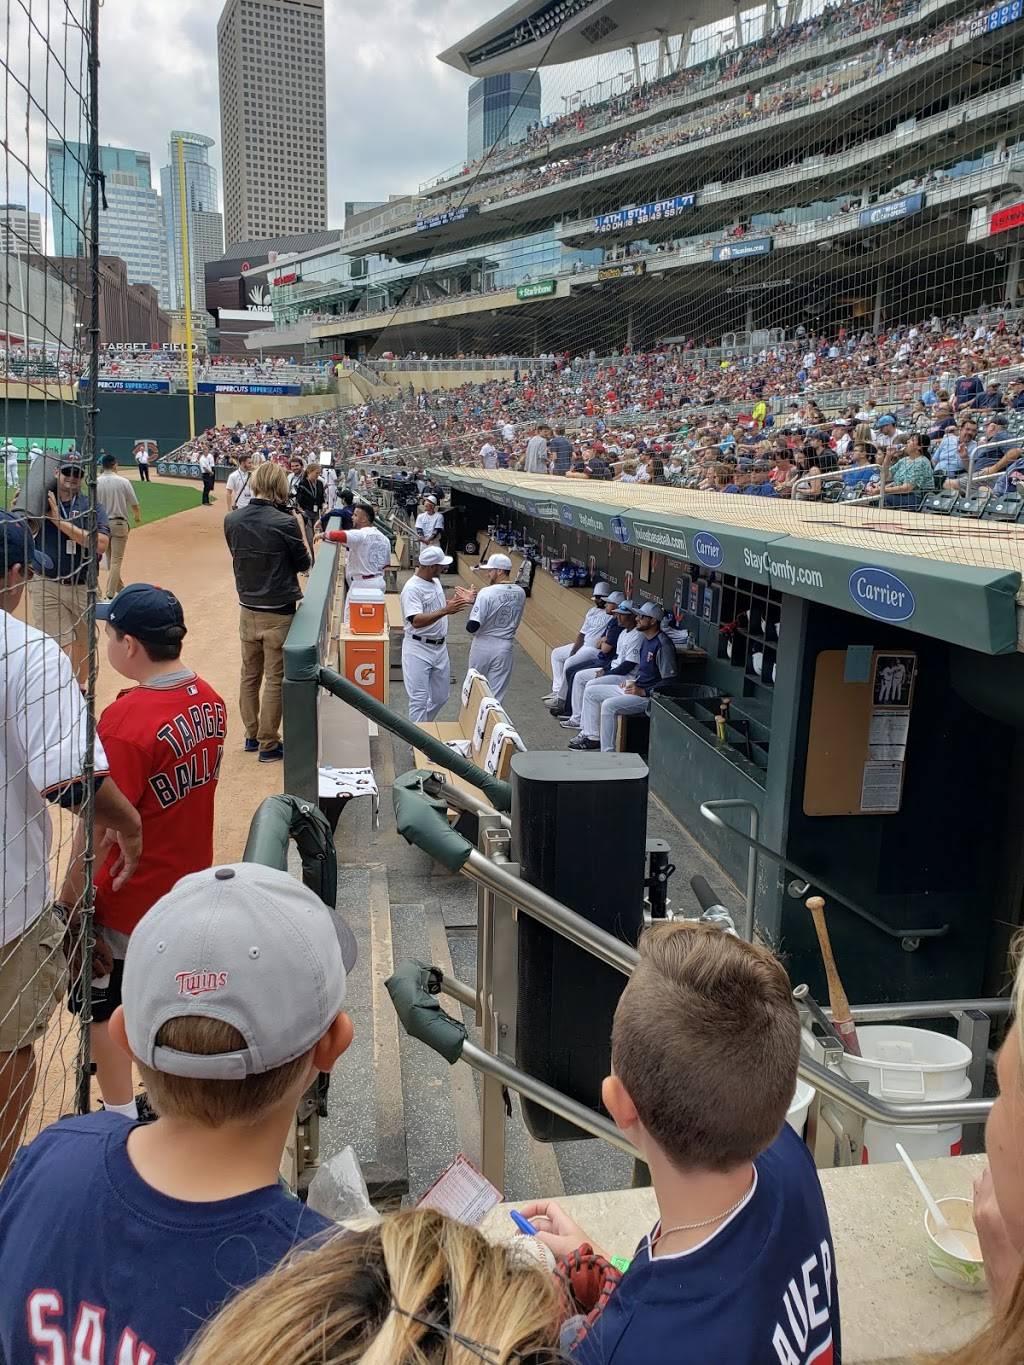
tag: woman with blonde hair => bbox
[932,947,1024,1364]
[183,1208,564,1365]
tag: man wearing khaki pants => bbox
[96,453,141,599]
[223,461,311,762]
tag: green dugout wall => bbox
[3,393,217,460]
[443,471,1024,1006]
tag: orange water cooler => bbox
[347,586,386,634]
[341,629,389,703]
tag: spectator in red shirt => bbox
[59,584,226,1120]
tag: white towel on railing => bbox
[485,723,526,774]
[444,739,472,757]
[461,668,489,707]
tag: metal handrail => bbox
[699,801,949,943]
[451,845,992,1129]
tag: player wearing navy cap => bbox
[59,584,226,1121]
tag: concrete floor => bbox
[318,571,746,1205]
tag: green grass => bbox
[1,465,201,522]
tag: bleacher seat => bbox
[921,490,959,515]
[952,489,992,518]
[983,489,1024,521]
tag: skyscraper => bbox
[47,142,153,258]
[99,169,169,307]
[467,73,542,164]
[160,132,225,312]
[0,204,43,254]
[217,0,328,246]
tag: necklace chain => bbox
[651,1187,751,1243]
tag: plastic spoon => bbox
[895,1142,973,1259]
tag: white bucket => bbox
[841,1025,973,1165]
[787,1079,816,1135]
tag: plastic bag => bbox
[305,1145,378,1223]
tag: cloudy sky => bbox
[92,0,653,225]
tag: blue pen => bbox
[509,1210,538,1236]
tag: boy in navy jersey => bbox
[523,923,840,1365]
[0,863,357,1365]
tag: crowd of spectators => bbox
[0,345,334,385]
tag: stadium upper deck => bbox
[259,0,1024,359]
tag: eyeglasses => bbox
[60,468,84,479]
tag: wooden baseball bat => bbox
[805,895,861,1056]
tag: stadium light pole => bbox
[175,135,197,442]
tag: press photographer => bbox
[223,462,311,762]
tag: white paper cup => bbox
[924,1197,987,1293]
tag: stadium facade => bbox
[244,0,1024,359]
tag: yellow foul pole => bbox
[175,135,196,441]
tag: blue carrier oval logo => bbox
[849,567,916,622]
[692,532,724,569]
[559,504,575,527]
[610,515,630,544]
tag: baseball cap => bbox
[593,581,612,598]
[605,590,625,605]
[425,494,438,504]
[988,413,1009,426]
[419,545,453,567]
[876,415,896,428]
[636,602,662,621]
[96,583,187,645]
[58,453,85,476]
[123,863,357,1081]
[0,512,52,574]
[474,553,512,572]
[616,599,637,615]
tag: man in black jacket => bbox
[223,461,311,762]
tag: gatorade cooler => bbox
[343,635,387,703]
[347,586,386,634]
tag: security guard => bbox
[464,553,526,702]
[399,546,471,721]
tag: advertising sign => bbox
[415,204,479,232]
[990,201,1024,235]
[516,279,557,300]
[597,261,647,281]
[80,379,171,393]
[857,193,924,229]
[196,382,302,396]
[711,238,773,261]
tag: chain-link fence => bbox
[1,0,100,1179]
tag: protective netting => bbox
[203,0,1024,576]
[1,0,100,1178]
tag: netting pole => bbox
[176,136,197,442]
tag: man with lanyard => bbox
[571,603,678,753]
[225,452,255,511]
[399,546,472,721]
[96,453,141,600]
[323,502,392,623]
[415,494,444,548]
[464,553,526,702]
[30,453,110,687]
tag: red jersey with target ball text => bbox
[94,672,226,934]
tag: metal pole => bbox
[462,848,639,977]
[800,1054,991,1126]
[175,136,196,442]
[461,1041,640,1158]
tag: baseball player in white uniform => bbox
[399,546,472,721]
[415,495,444,546]
[544,581,612,708]
[560,600,641,729]
[323,502,392,623]
[464,553,526,702]
[3,442,19,493]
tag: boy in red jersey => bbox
[60,584,226,1118]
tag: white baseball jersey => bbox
[415,511,444,541]
[479,442,498,469]
[1,611,108,946]
[343,525,391,579]
[581,605,611,648]
[400,574,448,641]
[613,627,644,668]
[468,583,526,641]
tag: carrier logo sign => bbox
[849,567,916,622]
[610,515,631,543]
[559,504,575,526]
[692,532,724,569]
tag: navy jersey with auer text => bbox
[0,1113,331,1365]
[573,1125,840,1365]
